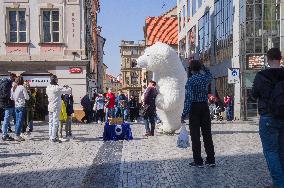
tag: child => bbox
[64,94,74,138]
[58,95,67,141]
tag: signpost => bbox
[228,68,240,84]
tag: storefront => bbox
[0,61,89,121]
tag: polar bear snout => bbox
[137,55,148,68]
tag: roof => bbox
[145,16,178,46]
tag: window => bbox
[192,0,197,16]
[8,10,26,43]
[41,10,60,43]
[187,0,191,17]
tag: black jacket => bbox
[128,98,138,109]
[252,68,284,115]
[0,79,14,109]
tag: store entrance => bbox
[30,87,48,121]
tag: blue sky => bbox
[98,0,177,76]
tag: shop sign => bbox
[69,67,82,74]
[228,68,240,84]
[23,76,50,87]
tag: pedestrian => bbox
[143,80,158,136]
[63,94,74,138]
[181,60,215,167]
[105,88,116,121]
[22,81,35,134]
[46,75,71,143]
[0,108,3,133]
[81,94,92,124]
[252,48,284,188]
[116,90,128,121]
[224,95,233,121]
[58,95,67,141]
[94,93,104,124]
[10,76,30,142]
[129,95,138,122]
[0,73,17,141]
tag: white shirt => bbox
[11,85,30,108]
[46,85,71,112]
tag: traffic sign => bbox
[228,68,240,84]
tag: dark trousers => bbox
[144,114,155,134]
[82,109,91,123]
[129,108,136,122]
[97,109,104,122]
[189,102,215,164]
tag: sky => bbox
[98,0,177,76]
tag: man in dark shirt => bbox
[143,80,158,136]
[181,60,215,167]
[252,48,284,188]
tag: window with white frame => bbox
[8,9,27,43]
[41,10,60,43]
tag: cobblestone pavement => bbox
[0,120,271,188]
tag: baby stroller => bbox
[212,106,223,121]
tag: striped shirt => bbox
[181,67,213,118]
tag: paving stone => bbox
[0,120,271,187]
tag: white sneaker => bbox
[59,137,67,142]
[134,120,138,123]
[98,120,101,124]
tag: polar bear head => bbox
[137,42,179,72]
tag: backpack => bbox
[269,80,284,119]
[0,79,10,99]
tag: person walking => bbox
[22,81,35,134]
[94,93,104,124]
[0,73,17,141]
[115,90,127,120]
[105,88,116,121]
[46,75,71,143]
[81,94,92,124]
[143,80,158,136]
[129,95,138,122]
[252,48,284,188]
[181,60,215,168]
[10,76,30,142]
[224,95,233,121]
[63,94,74,138]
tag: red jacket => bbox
[106,92,115,109]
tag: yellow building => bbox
[119,40,146,101]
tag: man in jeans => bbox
[0,73,17,141]
[181,60,215,167]
[143,80,158,136]
[252,48,284,188]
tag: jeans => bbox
[189,102,215,164]
[226,105,233,121]
[49,110,60,140]
[259,115,284,188]
[15,107,26,136]
[2,107,14,137]
[105,108,115,121]
[144,114,155,133]
[65,116,72,136]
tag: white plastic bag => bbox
[177,124,190,148]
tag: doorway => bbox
[30,87,48,121]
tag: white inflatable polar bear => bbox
[137,42,187,133]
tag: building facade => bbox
[0,0,99,120]
[120,40,145,101]
[177,0,284,120]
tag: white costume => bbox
[46,85,71,140]
[137,42,187,133]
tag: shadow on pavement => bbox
[212,130,259,135]
[0,152,42,158]
[0,152,271,188]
